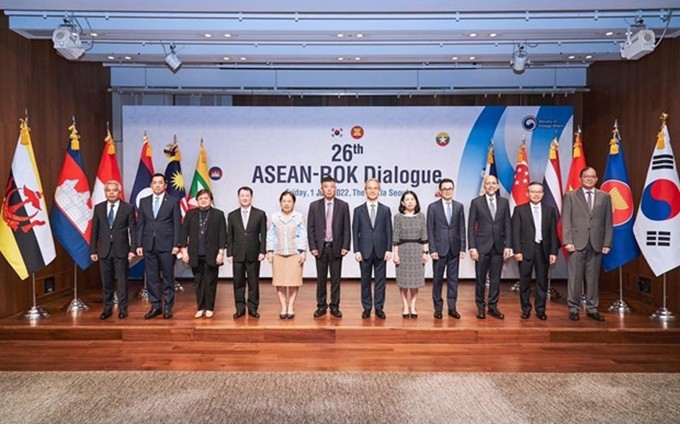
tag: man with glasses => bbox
[562,167,613,322]
[426,178,466,319]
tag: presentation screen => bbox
[122,106,573,278]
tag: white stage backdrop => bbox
[122,106,573,279]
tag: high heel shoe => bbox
[402,310,410,318]
[286,312,295,319]
[279,312,287,319]
[410,310,418,319]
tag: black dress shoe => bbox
[520,311,530,320]
[330,309,343,318]
[402,313,410,319]
[279,313,287,319]
[361,310,371,319]
[476,310,486,319]
[448,310,461,319]
[313,308,327,318]
[410,313,418,319]
[286,313,295,319]
[536,312,547,321]
[488,309,505,319]
[100,310,113,320]
[118,309,128,319]
[434,311,443,319]
[163,310,173,319]
[375,310,386,320]
[144,308,162,320]
[233,311,246,319]
[569,312,580,321]
[587,311,605,322]
[248,310,260,319]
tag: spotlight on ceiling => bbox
[52,25,84,60]
[164,44,182,73]
[510,44,529,74]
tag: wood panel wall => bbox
[584,36,680,312]
[0,16,111,317]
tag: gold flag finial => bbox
[609,122,620,155]
[657,113,669,149]
[69,119,80,151]
[549,137,559,160]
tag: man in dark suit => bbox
[353,179,393,319]
[426,178,466,319]
[90,181,136,320]
[227,186,267,319]
[136,173,182,319]
[307,176,351,318]
[562,166,613,322]
[468,175,513,320]
[512,181,559,320]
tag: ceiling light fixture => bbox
[510,44,529,73]
[164,44,182,72]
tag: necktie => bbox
[533,206,542,243]
[325,202,333,241]
[446,202,452,225]
[108,204,115,228]
[153,196,160,218]
[489,197,496,218]
[242,209,249,229]
[586,191,593,212]
[370,204,376,227]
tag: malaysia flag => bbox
[49,123,93,270]
[163,137,189,217]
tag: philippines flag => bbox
[542,137,564,245]
[601,123,640,272]
[49,123,93,270]
[478,142,498,196]
[0,118,56,280]
[509,142,530,212]
[130,134,155,213]
[164,137,189,217]
[566,128,587,193]
[91,129,124,206]
[633,118,680,276]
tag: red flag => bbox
[509,142,530,211]
[91,129,124,206]
[566,128,587,192]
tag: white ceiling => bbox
[2,1,679,94]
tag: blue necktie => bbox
[153,196,160,218]
[108,204,115,228]
[446,202,452,225]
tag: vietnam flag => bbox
[91,129,125,206]
[0,119,56,280]
[566,128,587,192]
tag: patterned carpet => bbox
[1,372,678,423]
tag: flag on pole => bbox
[130,133,155,213]
[50,122,94,270]
[91,128,124,206]
[188,140,213,209]
[566,127,587,192]
[633,115,680,276]
[542,137,564,245]
[478,142,498,196]
[0,119,57,280]
[164,136,189,217]
[509,141,530,211]
[601,122,640,272]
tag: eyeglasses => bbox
[440,187,454,192]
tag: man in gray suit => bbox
[562,166,613,322]
[353,179,392,319]
[426,178,466,319]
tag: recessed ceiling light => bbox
[336,33,344,38]
[568,55,576,59]
[223,56,230,61]
[204,33,212,38]
[240,57,246,61]
[356,33,364,38]
[354,57,361,61]
[224,33,232,38]
[107,55,115,60]
[469,56,476,60]
[605,31,614,36]
[124,56,131,60]
[585,55,593,59]
[469,33,477,38]
[90,32,98,37]
[489,33,497,38]
[451,56,459,60]
[337,57,344,61]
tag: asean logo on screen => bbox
[601,180,634,226]
[639,179,680,221]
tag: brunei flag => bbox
[0,119,56,280]
[91,129,125,206]
[187,140,212,209]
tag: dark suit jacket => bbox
[352,202,393,259]
[226,206,267,261]
[426,199,466,256]
[468,195,512,255]
[136,193,182,252]
[511,202,559,260]
[180,207,227,267]
[562,188,613,252]
[307,197,351,257]
[90,201,136,259]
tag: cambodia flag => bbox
[49,123,93,270]
[130,134,155,213]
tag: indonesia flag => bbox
[509,142,530,212]
[633,117,680,276]
[542,138,564,244]
[91,129,124,206]
[49,123,93,270]
[566,128,587,192]
[130,134,155,213]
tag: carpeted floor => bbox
[0,372,678,423]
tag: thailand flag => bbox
[130,134,155,213]
[49,123,93,270]
[542,138,564,245]
[601,123,640,272]
[91,129,124,206]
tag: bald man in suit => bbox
[562,166,613,322]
